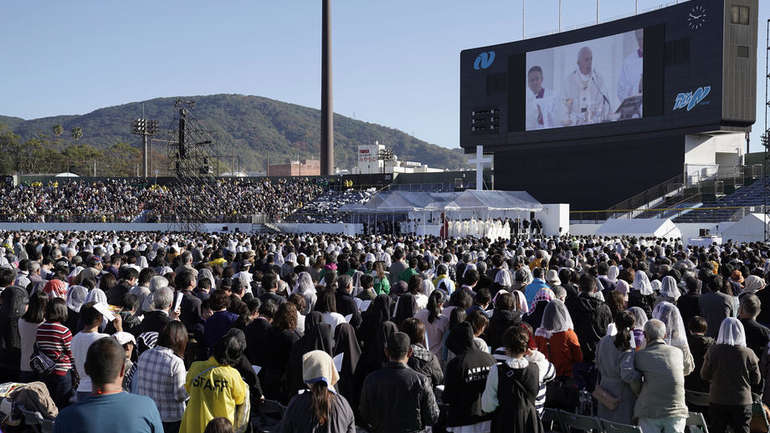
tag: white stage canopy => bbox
[340,190,542,217]
[721,213,769,243]
[594,218,682,239]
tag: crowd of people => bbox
[0,177,329,224]
[0,179,147,223]
[0,231,768,433]
[142,178,327,223]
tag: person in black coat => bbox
[677,276,702,328]
[359,331,439,433]
[739,293,770,360]
[333,322,361,406]
[486,292,523,352]
[261,302,301,403]
[176,270,204,338]
[393,293,418,326]
[564,274,612,363]
[245,299,276,366]
[286,311,335,397]
[353,320,399,415]
[132,287,173,336]
[334,274,362,329]
[401,318,443,388]
[444,322,495,430]
[357,294,391,348]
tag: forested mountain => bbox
[0,94,467,176]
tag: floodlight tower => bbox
[132,118,159,178]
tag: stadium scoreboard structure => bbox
[460,0,758,210]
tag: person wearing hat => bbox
[279,350,355,433]
[112,331,136,391]
[359,331,439,433]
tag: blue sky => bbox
[1,1,768,151]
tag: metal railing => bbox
[608,173,684,216]
[571,205,759,224]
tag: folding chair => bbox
[685,411,709,433]
[541,408,563,432]
[601,419,642,433]
[559,411,604,432]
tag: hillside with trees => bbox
[0,94,468,176]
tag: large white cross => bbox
[468,145,493,191]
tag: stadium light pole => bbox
[132,118,159,178]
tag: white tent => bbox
[721,213,769,243]
[595,218,682,239]
[341,190,542,217]
[54,172,79,177]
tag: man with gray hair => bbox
[626,319,688,433]
[133,286,173,336]
[139,276,169,314]
[738,293,770,359]
[174,250,198,280]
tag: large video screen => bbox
[525,29,643,130]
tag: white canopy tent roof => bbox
[595,218,682,239]
[340,190,542,217]
[721,213,769,243]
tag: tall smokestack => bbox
[320,0,334,175]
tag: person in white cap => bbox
[112,331,136,391]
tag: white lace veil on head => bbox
[660,275,681,301]
[652,301,688,348]
[633,271,653,296]
[536,299,574,338]
[716,317,747,347]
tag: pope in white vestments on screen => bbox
[563,47,611,126]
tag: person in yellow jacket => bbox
[180,329,248,433]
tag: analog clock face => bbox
[688,5,707,30]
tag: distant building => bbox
[352,142,445,175]
[268,159,320,176]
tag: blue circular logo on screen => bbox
[473,51,496,70]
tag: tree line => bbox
[0,123,146,177]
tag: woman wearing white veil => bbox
[629,271,656,318]
[633,272,653,295]
[533,299,581,378]
[293,272,317,313]
[657,275,681,305]
[652,302,694,375]
[702,317,760,433]
[627,306,648,349]
[743,275,766,293]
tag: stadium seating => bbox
[674,178,770,223]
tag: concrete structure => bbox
[268,159,321,177]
